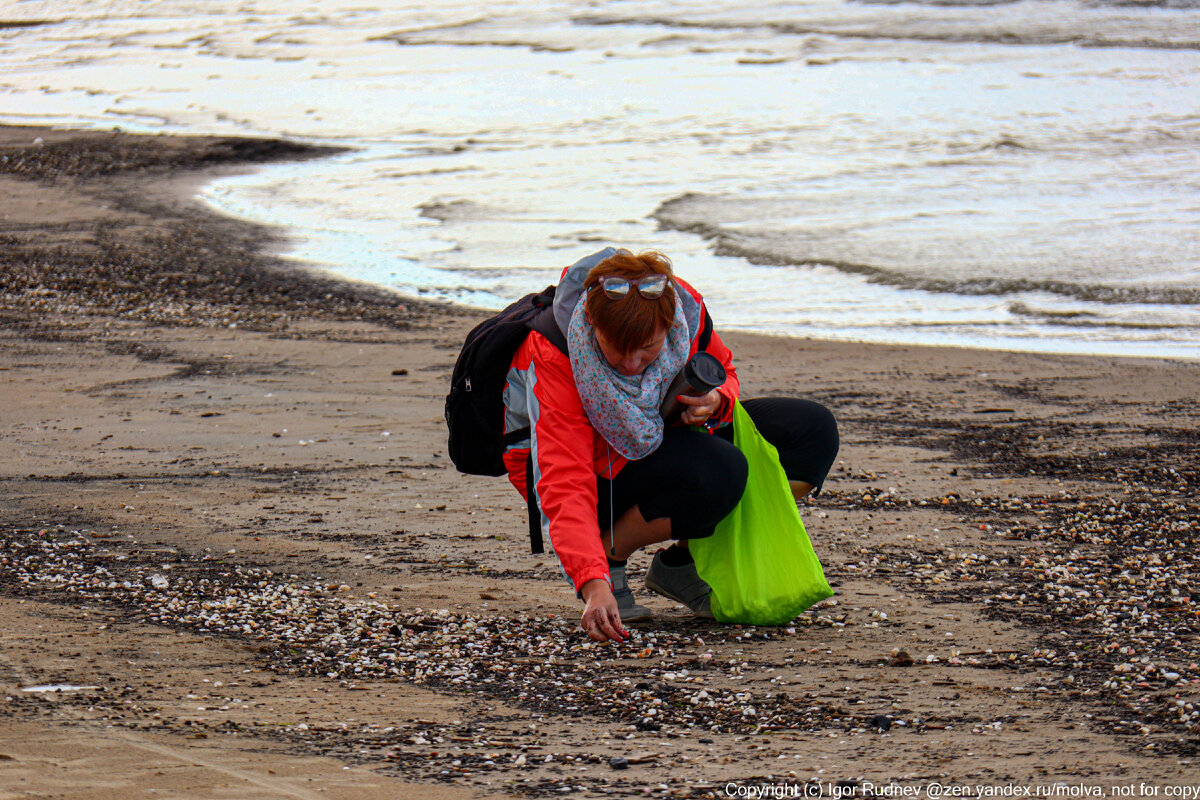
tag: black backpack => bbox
[445,286,568,553]
[444,284,570,475]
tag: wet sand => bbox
[1,124,1198,798]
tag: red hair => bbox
[584,250,676,355]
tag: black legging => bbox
[596,398,839,540]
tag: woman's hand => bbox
[676,389,724,426]
[579,579,628,643]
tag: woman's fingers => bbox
[678,390,721,424]
[581,610,628,642]
[579,579,628,642]
[598,610,628,642]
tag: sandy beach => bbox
[2,125,1198,798]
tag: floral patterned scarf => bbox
[567,293,690,460]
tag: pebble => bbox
[867,715,892,733]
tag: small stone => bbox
[609,757,629,770]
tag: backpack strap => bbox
[502,426,544,556]
[527,296,568,355]
[697,307,714,351]
[525,450,544,554]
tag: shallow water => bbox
[2,1,1198,357]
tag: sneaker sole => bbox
[620,606,654,623]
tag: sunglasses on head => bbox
[597,274,669,301]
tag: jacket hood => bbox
[552,247,701,343]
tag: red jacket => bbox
[501,276,739,595]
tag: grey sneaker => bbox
[610,564,652,622]
[644,550,714,619]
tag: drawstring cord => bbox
[607,442,616,558]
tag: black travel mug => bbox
[660,352,727,422]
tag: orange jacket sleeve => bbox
[524,334,612,594]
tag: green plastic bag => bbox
[689,401,834,626]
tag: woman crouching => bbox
[502,247,838,642]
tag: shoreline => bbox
[2,124,1199,796]
[6,122,1194,366]
[0,124,463,333]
